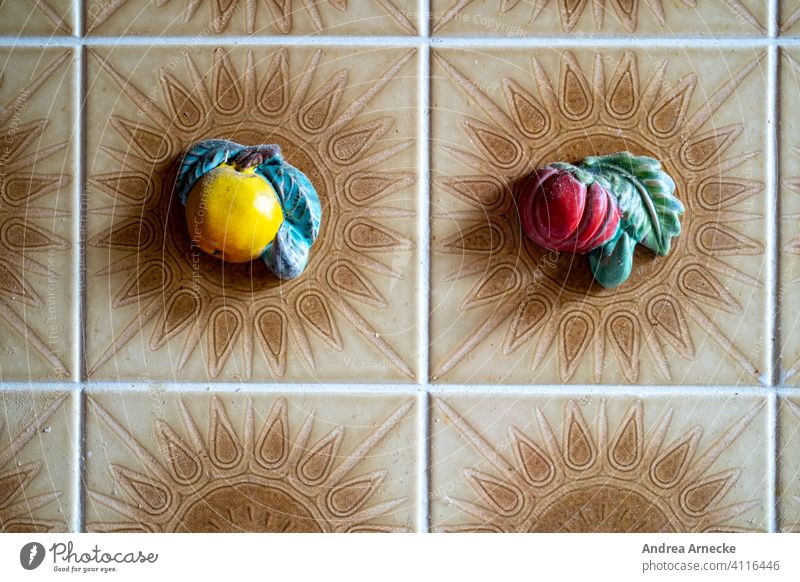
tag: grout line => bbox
[767,390,779,532]
[766,0,781,529]
[767,44,780,387]
[417,14,432,528]
[73,0,82,38]
[74,386,85,533]
[62,382,424,394]
[0,381,780,395]
[14,35,800,48]
[74,44,86,384]
[426,384,776,396]
[769,0,779,39]
[417,45,431,388]
[420,0,430,38]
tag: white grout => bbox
[417,0,432,531]
[73,385,84,533]
[769,0,779,39]
[12,35,800,49]
[73,0,82,38]
[73,381,423,394]
[426,383,775,397]
[766,12,781,529]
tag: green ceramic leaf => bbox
[581,152,684,257]
[588,228,636,289]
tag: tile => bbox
[84,390,417,532]
[0,390,76,532]
[431,0,767,36]
[0,48,75,381]
[780,50,800,385]
[430,48,768,385]
[85,0,417,36]
[85,46,419,383]
[782,1,800,35]
[778,397,800,532]
[0,0,72,35]
[431,393,768,532]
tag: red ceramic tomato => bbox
[518,164,621,254]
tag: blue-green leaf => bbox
[588,228,636,289]
[581,152,684,257]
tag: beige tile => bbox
[431,0,767,36]
[0,390,76,532]
[431,392,768,532]
[85,0,417,36]
[85,46,418,383]
[0,48,75,381]
[430,48,768,385]
[782,1,800,35]
[84,389,417,532]
[780,50,800,385]
[778,397,800,531]
[0,0,72,35]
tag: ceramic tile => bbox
[0,390,76,532]
[779,397,800,532]
[84,389,416,532]
[85,0,418,36]
[431,393,768,532]
[430,47,768,385]
[0,48,75,381]
[782,1,800,35]
[430,0,767,36]
[780,50,800,385]
[0,0,72,35]
[85,46,419,383]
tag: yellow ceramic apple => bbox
[185,163,284,263]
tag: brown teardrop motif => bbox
[156,422,202,485]
[463,265,521,310]
[297,428,343,485]
[255,399,289,469]
[327,471,385,517]
[209,398,243,469]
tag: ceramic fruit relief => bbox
[0,391,76,532]
[778,398,800,532]
[84,390,416,532]
[177,139,321,277]
[0,48,75,381]
[0,0,71,35]
[85,0,418,36]
[430,48,767,385]
[85,46,418,383]
[430,393,768,532]
[518,154,684,289]
[780,50,800,385]
[430,0,766,36]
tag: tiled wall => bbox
[0,0,798,533]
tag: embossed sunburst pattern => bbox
[87,0,417,35]
[87,47,417,381]
[0,393,68,532]
[0,50,71,379]
[433,0,765,34]
[87,395,414,532]
[434,398,764,532]
[432,49,766,385]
